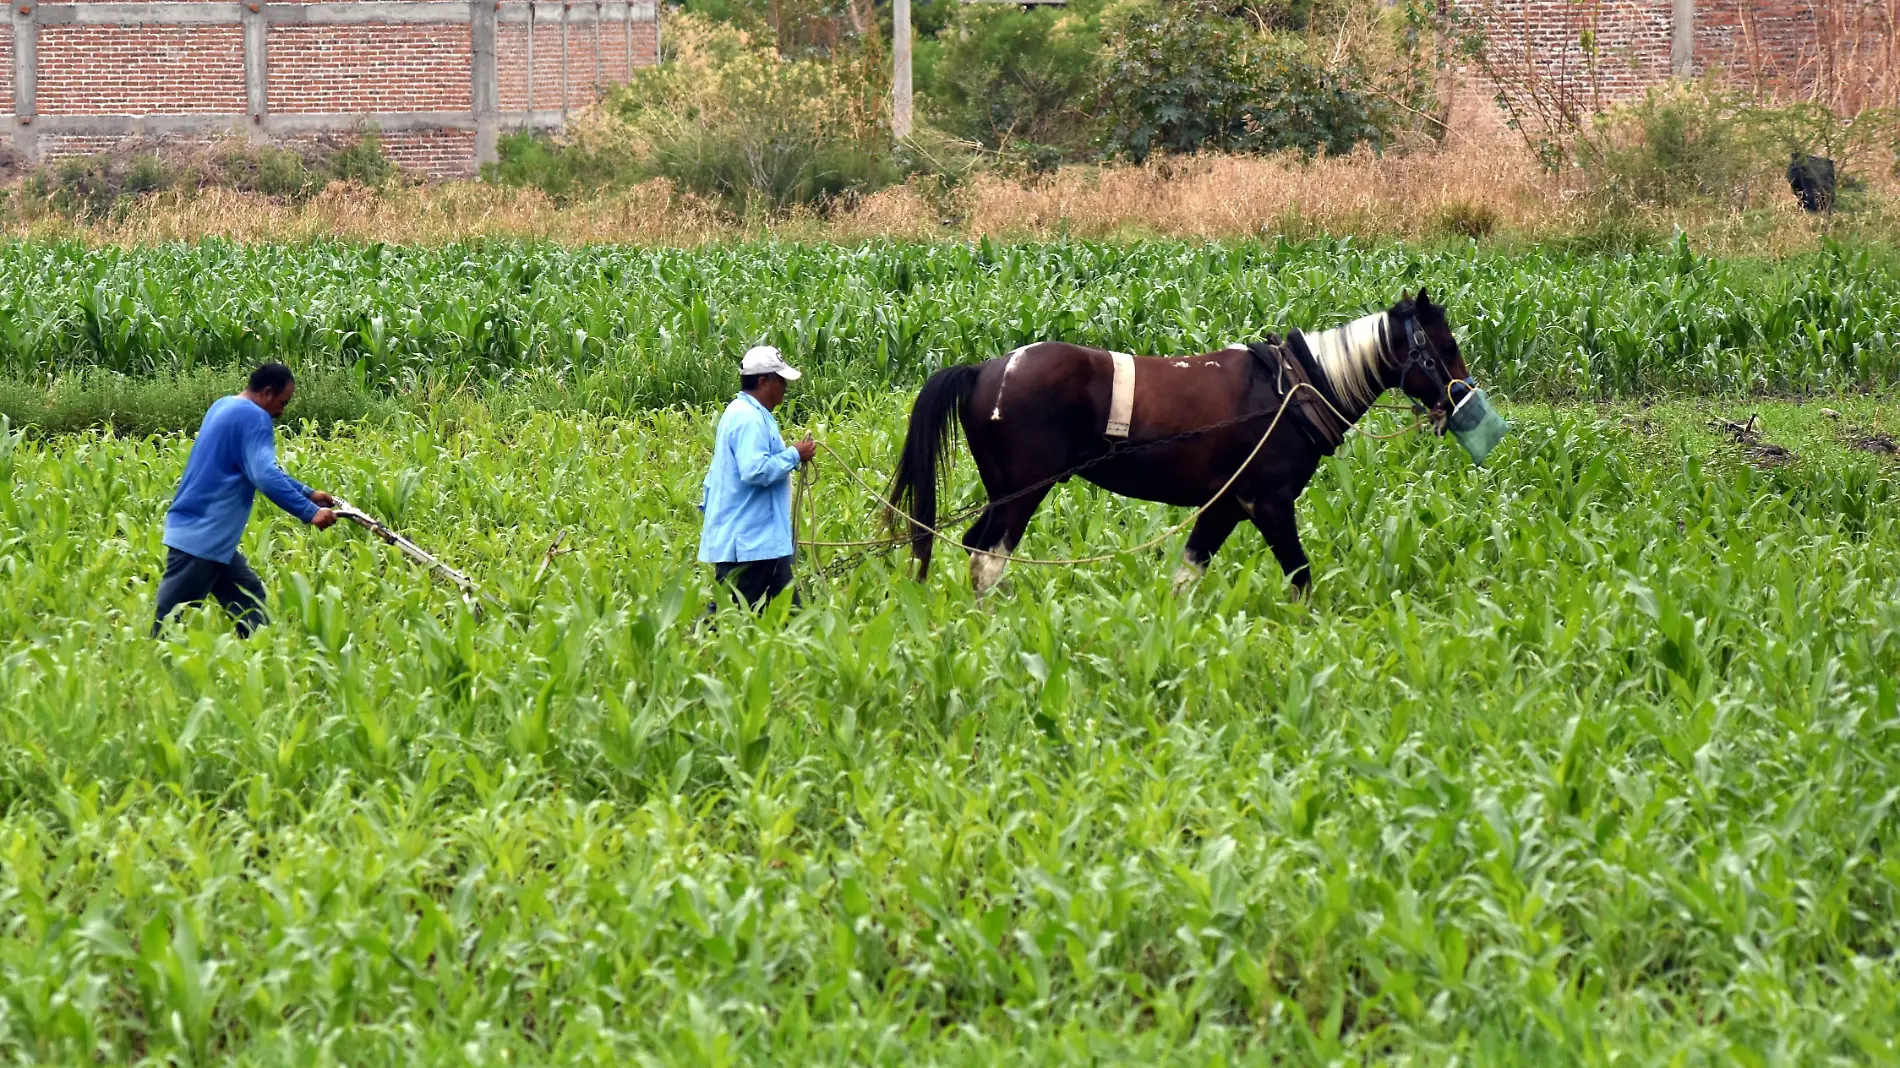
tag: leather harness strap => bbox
[1282,329,1350,421]
[1105,350,1135,439]
[1245,335,1350,454]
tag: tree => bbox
[1099,0,1387,162]
[925,0,1107,165]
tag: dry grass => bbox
[954,145,1568,240]
[0,148,1579,245]
[29,180,729,247]
[8,130,1887,252]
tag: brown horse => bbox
[886,289,1474,597]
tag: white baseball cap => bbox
[740,345,801,381]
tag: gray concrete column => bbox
[473,0,498,165]
[12,1,37,162]
[244,1,269,142]
[1671,0,1695,77]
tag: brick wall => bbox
[379,128,478,171]
[1456,0,1672,115]
[1695,0,1896,104]
[0,26,13,116]
[1457,0,1898,116]
[39,26,245,115]
[6,1,662,176]
[269,25,473,114]
[497,15,657,112]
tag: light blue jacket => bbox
[698,392,802,563]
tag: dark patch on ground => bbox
[1850,431,1897,457]
[1711,414,1798,468]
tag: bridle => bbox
[1392,308,1474,418]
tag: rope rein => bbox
[794,381,1425,569]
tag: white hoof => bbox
[1171,559,1205,595]
[971,548,1011,597]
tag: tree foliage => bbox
[1099,0,1389,162]
[923,0,1108,167]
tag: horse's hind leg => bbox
[1174,498,1246,594]
[1252,501,1311,599]
[963,486,1051,598]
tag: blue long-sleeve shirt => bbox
[163,395,319,563]
[698,392,802,563]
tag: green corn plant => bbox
[2,260,1900,1062]
[0,240,1897,409]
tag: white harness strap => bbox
[1106,350,1136,439]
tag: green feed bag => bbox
[1446,388,1507,466]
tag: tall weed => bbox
[599,14,898,213]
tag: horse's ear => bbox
[1417,286,1434,309]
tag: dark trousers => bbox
[152,547,270,638]
[712,556,799,612]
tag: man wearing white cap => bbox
[698,345,817,610]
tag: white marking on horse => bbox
[1174,360,1191,368]
[1206,361,1220,368]
[1303,312,1389,409]
[991,346,1030,421]
[971,546,1012,596]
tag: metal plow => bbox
[331,499,502,615]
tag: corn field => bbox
[4,382,1900,1061]
[3,236,1899,406]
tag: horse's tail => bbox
[888,363,982,577]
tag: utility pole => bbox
[892,0,912,139]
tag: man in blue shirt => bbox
[699,346,816,610]
[153,363,338,638]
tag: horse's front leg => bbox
[1173,498,1245,594]
[1252,503,1311,599]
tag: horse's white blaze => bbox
[1304,312,1389,409]
[1171,555,1205,595]
[991,345,1030,421]
[971,547,1011,596]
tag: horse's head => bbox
[1389,288,1473,435]
[1389,289,1507,464]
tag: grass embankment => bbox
[1,238,1897,436]
[3,393,1898,1062]
[11,144,1899,252]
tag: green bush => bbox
[19,132,400,221]
[24,153,179,221]
[214,143,324,199]
[924,0,1107,166]
[329,129,398,186]
[594,13,899,214]
[1583,87,1761,209]
[1098,0,1389,162]
[484,132,631,202]
[1578,88,1900,218]
[634,109,898,214]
